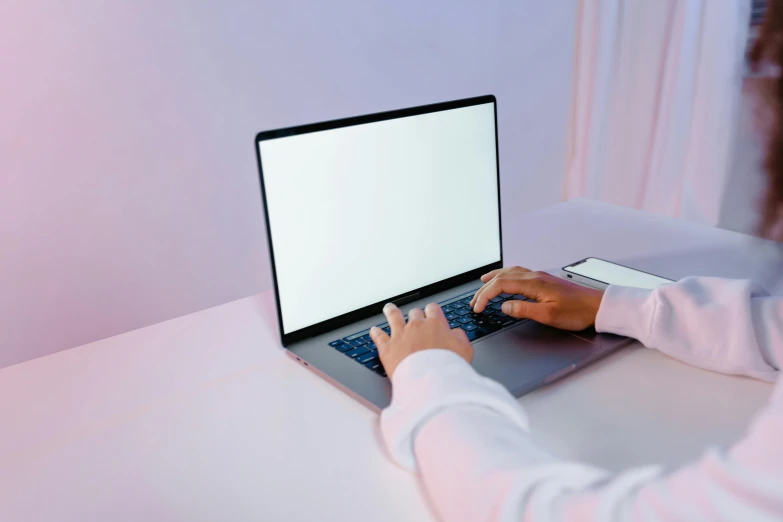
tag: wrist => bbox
[586,288,606,324]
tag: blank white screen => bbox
[259,102,500,334]
[567,258,672,290]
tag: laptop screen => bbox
[258,99,501,336]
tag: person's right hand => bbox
[469,266,605,331]
[370,302,473,379]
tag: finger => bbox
[451,328,473,361]
[471,277,497,309]
[472,267,533,308]
[501,299,549,323]
[473,275,541,313]
[424,302,445,319]
[472,274,512,312]
[480,266,531,284]
[383,303,406,336]
[453,327,469,342]
[471,279,499,312]
[369,326,390,348]
[408,307,425,322]
[473,270,504,307]
[480,269,503,283]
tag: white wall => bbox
[0,1,577,368]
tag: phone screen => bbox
[564,258,672,290]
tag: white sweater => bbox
[380,277,783,521]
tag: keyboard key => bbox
[335,289,515,377]
[479,321,501,332]
[358,352,379,364]
[345,347,370,358]
[475,327,492,339]
[465,329,482,341]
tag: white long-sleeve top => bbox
[380,277,783,521]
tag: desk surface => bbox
[0,200,778,522]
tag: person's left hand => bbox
[370,302,473,378]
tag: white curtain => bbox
[564,0,751,225]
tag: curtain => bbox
[564,0,751,225]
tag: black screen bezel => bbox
[254,95,503,346]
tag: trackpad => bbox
[471,320,596,396]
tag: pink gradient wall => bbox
[0,1,577,368]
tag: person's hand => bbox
[470,266,604,331]
[369,302,473,378]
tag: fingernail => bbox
[369,326,378,335]
[502,302,511,313]
[384,303,393,310]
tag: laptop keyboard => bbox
[328,291,530,377]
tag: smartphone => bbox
[561,257,673,290]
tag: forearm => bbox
[416,401,783,522]
[414,406,607,522]
[387,352,783,522]
[596,277,781,381]
[382,350,610,522]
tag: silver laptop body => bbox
[254,95,629,412]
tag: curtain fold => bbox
[565,0,750,225]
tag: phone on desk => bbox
[561,257,673,290]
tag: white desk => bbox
[0,200,777,522]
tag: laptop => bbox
[254,95,629,411]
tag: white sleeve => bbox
[380,277,783,522]
[596,277,781,381]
